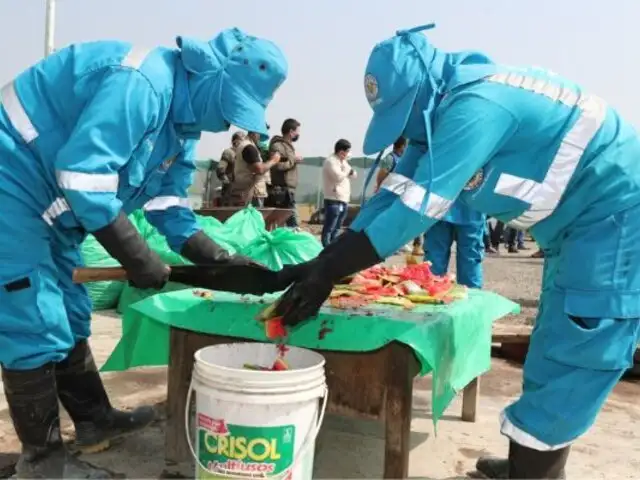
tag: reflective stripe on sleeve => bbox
[56,170,119,193]
[0,81,39,143]
[487,72,607,228]
[41,197,70,226]
[121,47,151,69]
[143,196,190,211]
[380,172,453,220]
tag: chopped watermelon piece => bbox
[362,285,400,297]
[271,357,289,371]
[265,316,287,340]
[329,295,372,309]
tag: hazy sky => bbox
[1,1,638,159]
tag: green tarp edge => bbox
[101,289,519,422]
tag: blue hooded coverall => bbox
[352,25,640,451]
[0,29,287,371]
[424,198,486,288]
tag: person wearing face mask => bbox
[0,28,310,478]
[273,24,640,479]
[266,118,303,228]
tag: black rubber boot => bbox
[475,456,509,479]
[56,340,155,454]
[476,441,570,479]
[2,363,112,478]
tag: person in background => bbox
[506,227,519,253]
[423,199,486,288]
[267,118,303,228]
[505,227,528,253]
[321,139,356,246]
[209,131,245,206]
[517,229,528,250]
[257,123,271,160]
[375,136,423,255]
[484,218,497,254]
[258,124,272,195]
[228,131,280,208]
[490,219,506,253]
[375,136,407,192]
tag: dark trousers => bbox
[490,220,506,248]
[321,200,348,247]
[506,227,526,248]
[266,186,299,228]
[286,196,299,228]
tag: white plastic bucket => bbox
[185,343,328,479]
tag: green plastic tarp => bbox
[102,289,519,423]
[116,208,323,313]
[80,235,124,311]
[81,211,158,311]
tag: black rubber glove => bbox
[274,230,383,327]
[92,212,170,289]
[181,230,262,267]
[180,231,313,295]
[169,261,314,296]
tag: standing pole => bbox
[44,0,56,57]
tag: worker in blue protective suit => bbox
[424,198,486,288]
[0,28,306,478]
[273,24,640,479]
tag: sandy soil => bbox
[0,240,638,479]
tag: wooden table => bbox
[164,327,481,479]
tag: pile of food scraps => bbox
[329,261,467,310]
[255,261,467,342]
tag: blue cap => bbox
[177,28,288,138]
[362,25,436,155]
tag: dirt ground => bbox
[1,240,639,478]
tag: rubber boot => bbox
[56,340,155,454]
[2,363,112,478]
[476,441,570,479]
[475,456,509,479]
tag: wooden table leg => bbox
[383,343,419,479]
[461,376,480,423]
[165,328,200,464]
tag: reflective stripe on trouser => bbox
[425,221,484,289]
[501,203,640,450]
[0,187,91,370]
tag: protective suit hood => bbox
[174,28,288,140]
[362,24,497,155]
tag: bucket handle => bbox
[185,378,328,479]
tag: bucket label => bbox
[197,418,296,479]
